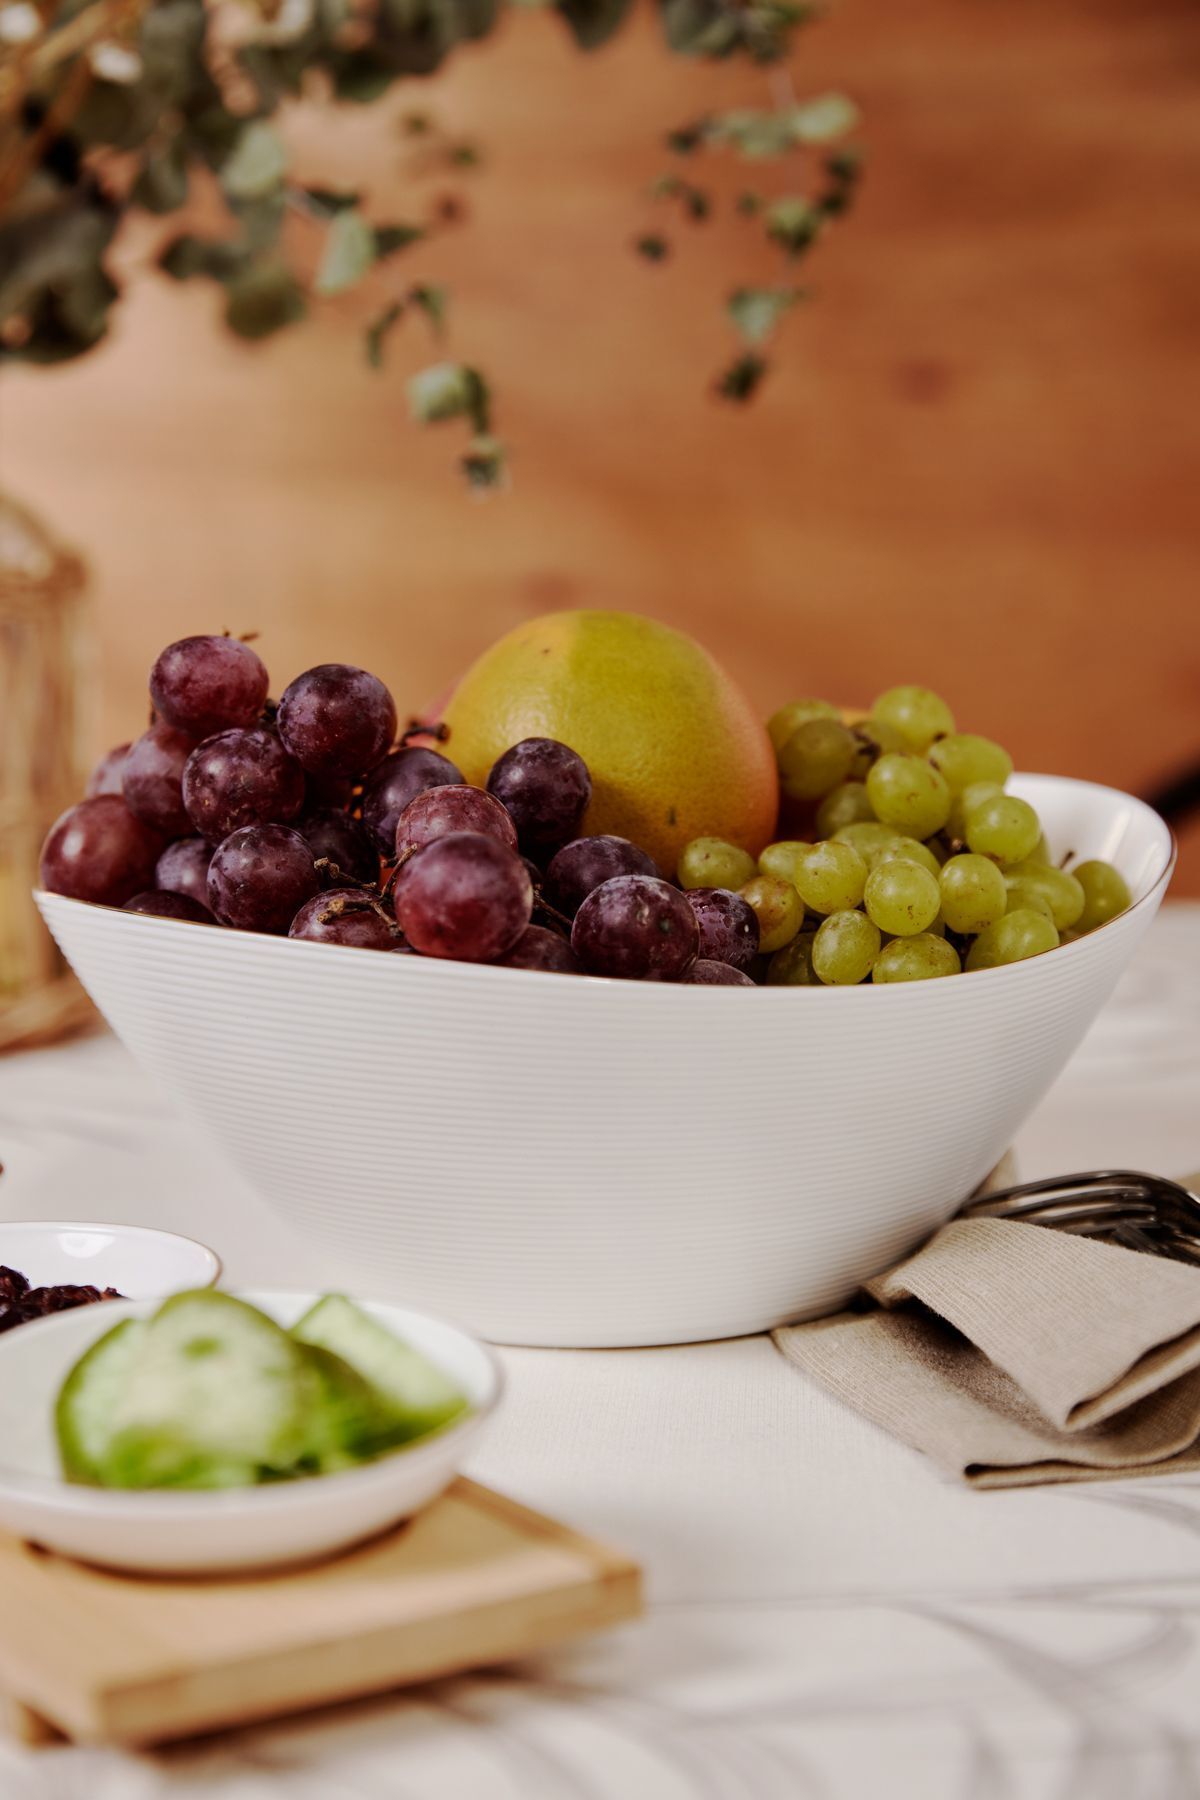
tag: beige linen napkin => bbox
[773,1181,1200,1487]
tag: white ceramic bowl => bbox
[0,1291,501,1574]
[0,1222,220,1299]
[36,774,1173,1349]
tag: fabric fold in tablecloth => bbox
[773,1201,1200,1487]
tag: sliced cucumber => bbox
[290,1296,470,1444]
[100,1291,309,1490]
[56,1318,148,1486]
[296,1343,399,1473]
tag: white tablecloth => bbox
[3,904,1200,1799]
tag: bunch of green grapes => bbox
[677,685,1133,986]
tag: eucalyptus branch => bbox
[0,0,860,481]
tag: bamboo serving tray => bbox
[0,1478,641,1748]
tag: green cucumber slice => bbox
[296,1343,399,1472]
[56,1318,148,1486]
[100,1291,309,1490]
[290,1296,470,1444]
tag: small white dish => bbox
[0,1221,220,1300]
[0,1291,502,1574]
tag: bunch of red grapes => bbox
[40,636,752,984]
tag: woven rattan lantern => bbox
[0,493,93,1051]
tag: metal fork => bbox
[960,1170,1200,1265]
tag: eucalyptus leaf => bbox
[765,196,822,256]
[461,433,507,490]
[786,92,860,143]
[727,284,802,344]
[303,186,362,216]
[131,142,189,215]
[232,190,286,254]
[556,0,632,50]
[223,260,307,338]
[409,283,448,336]
[0,188,118,321]
[221,122,288,203]
[314,208,376,296]
[158,234,247,282]
[716,351,766,401]
[662,0,739,57]
[408,362,489,430]
[374,223,425,258]
[634,233,669,261]
[365,299,405,367]
[330,50,397,99]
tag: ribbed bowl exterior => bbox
[36,776,1173,1346]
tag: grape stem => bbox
[531,891,575,935]
[399,719,451,746]
[312,858,400,934]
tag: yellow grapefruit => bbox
[440,611,778,873]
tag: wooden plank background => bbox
[5,0,1199,889]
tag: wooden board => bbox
[0,1478,641,1748]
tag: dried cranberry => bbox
[0,1266,29,1305]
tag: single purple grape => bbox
[182,726,304,842]
[289,888,396,951]
[294,809,378,886]
[394,785,517,863]
[85,742,132,798]
[495,924,581,974]
[360,746,464,857]
[571,875,698,981]
[543,835,661,918]
[123,890,214,923]
[683,887,760,971]
[277,664,397,782]
[155,836,212,909]
[39,797,164,907]
[394,832,532,962]
[122,722,197,837]
[207,824,319,933]
[486,739,591,857]
[150,636,269,738]
[682,959,756,986]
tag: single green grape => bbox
[938,853,1008,933]
[766,931,819,986]
[948,779,1005,840]
[758,840,810,886]
[741,874,804,953]
[872,933,961,982]
[1004,862,1085,930]
[834,820,902,859]
[866,754,952,839]
[793,840,868,915]
[863,860,941,936]
[812,909,882,984]
[927,732,1013,792]
[870,685,956,752]
[965,908,1059,971]
[677,837,758,891]
[871,836,942,878]
[778,718,857,802]
[965,794,1042,865]
[815,780,875,839]
[847,716,909,778]
[1023,833,1052,866]
[767,698,839,756]
[1072,860,1132,933]
[1005,884,1055,922]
